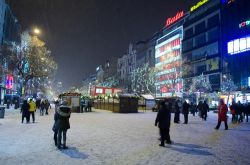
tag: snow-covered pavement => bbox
[0,107,250,165]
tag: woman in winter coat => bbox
[215,99,228,130]
[54,101,71,149]
[20,100,30,123]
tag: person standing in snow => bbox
[215,99,228,130]
[29,99,36,123]
[174,100,180,123]
[54,101,71,149]
[155,101,172,147]
[201,100,209,121]
[182,101,190,124]
[20,100,30,123]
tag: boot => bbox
[62,143,68,149]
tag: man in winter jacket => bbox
[201,101,209,121]
[20,100,30,123]
[29,99,36,123]
[54,101,71,149]
[155,101,172,147]
[215,99,228,130]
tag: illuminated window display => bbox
[155,27,183,97]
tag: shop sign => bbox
[190,0,209,12]
[239,20,250,29]
[166,11,184,27]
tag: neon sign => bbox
[239,20,250,28]
[227,35,250,55]
[6,75,14,89]
[190,0,209,12]
[166,11,184,27]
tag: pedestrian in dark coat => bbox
[215,99,228,130]
[174,100,180,123]
[155,101,172,147]
[236,101,243,123]
[44,100,50,115]
[54,101,71,149]
[40,100,45,116]
[230,101,237,123]
[201,101,209,121]
[182,101,190,124]
[20,100,30,123]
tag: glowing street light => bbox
[33,28,41,35]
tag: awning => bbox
[141,94,155,100]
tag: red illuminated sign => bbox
[6,75,14,89]
[166,11,184,27]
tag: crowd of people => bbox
[154,98,250,147]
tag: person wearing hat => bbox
[155,100,172,147]
[54,101,71,149]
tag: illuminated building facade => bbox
[182,0,222,92]
[221,0,250,90]
[155,11,187,97]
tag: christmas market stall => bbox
[58,92,81,112]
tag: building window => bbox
[195,33,206,47]
[195,63,206,75]
[183,38,193,52]
[185,28,193,38]
[195,21,206,34]
[207,27,219,42]
[208,14,219,28]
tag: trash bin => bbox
[0,106,5,118]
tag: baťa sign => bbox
[166,11,184,27]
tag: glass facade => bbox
[155,27,183,97]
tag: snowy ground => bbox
[0,106,250,165]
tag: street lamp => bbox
[33,28,41,35]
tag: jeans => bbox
[57,130,67,146]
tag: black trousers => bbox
[216,120,228,130]
[184,114,188,124]
[246,113,249,122]
[201,112,207,120]
[160,128,171,145]
[174,112,180,123]
[58,130,67,146]
[30,112,35,122]
[22,114,29,123]
[54,131,58,145]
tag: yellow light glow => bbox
[34,28,41,35]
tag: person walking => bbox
[29,99,37,123]
[197,101,203,118]
[54,101,71,149]
[190,102,196,116]
[20,100,30,123]
[230,100,237,123]
[236,101,243,123]
[182,100,190,124]
[201,101,209,121]
[215,99,228,130]
[45,99,50,115]
[40,100,45,116]
[155,101,172,147]
[174,100,180,123]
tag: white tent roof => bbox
[141,94,155,100]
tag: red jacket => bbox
[218,104,228,121]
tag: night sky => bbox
[7,0,197,88]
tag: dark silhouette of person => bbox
[174,100,180,123]
[201,100,209,121]
[182,101,190,124]
[155,101,172,147]
[20,100,30,123]
[215,99,228,130]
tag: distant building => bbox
[0,0,6,45]
[135,33,159,69]
[182,0,222,92]
[221,0,250,91]
[117,43,136,92]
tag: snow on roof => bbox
[141,94,154,100]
